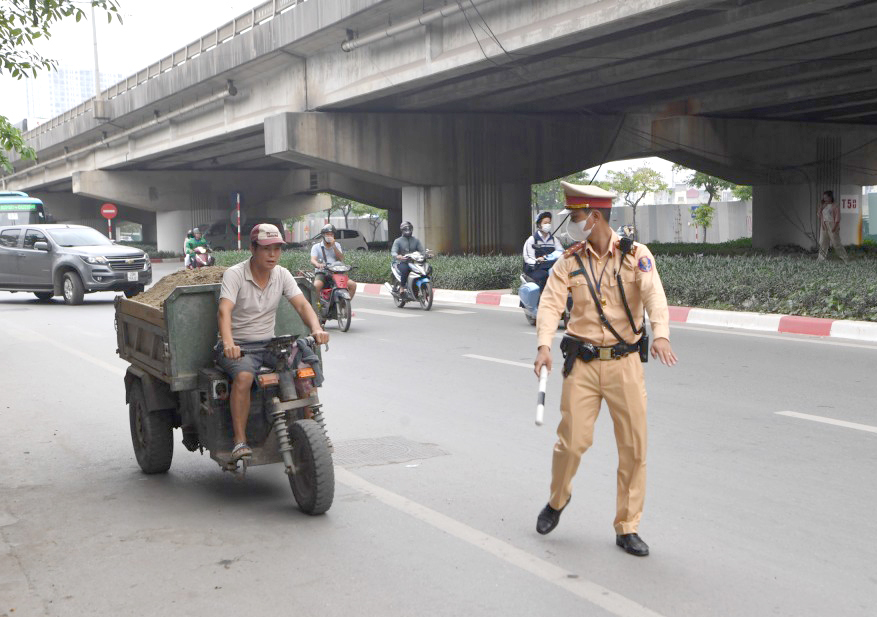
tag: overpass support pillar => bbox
[156,211,194,253]
[752,180,862,250]
[401,183,530,254]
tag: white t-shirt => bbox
[821,203,837,225]
[311,242,343,265]
[219,259,302,342]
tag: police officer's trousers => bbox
[549,352,648,535]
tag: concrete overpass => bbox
[3,0,877,252]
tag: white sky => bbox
[0,0,676,183]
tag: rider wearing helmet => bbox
[391,221,425,291]
[522,211,563,290]
[184,227,209,268]
[310,223,357,298]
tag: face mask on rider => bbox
[565,212,595,243]
[540,223,552,233]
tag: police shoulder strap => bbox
[572,253,628,344]
[615,242,644,336]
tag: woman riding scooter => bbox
[519,212,564,324]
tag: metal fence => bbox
[23,0,310,140]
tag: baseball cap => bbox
[250,223,284,246]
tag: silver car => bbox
[0,224,152,305]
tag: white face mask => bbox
[540,224,552,233]
[566,215,593,243]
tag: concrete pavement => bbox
[1,263,875,617]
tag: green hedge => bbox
[117,242,180,259]
[213,249,877,321]
[213,249,524,291]
[659,255,877,321]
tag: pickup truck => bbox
[0,223,152,304]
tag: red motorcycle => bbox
[303,263,354,332]
[187,245,215,269]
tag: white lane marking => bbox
[336,468,665,617]
[0,322,126,377]
[354,308,422,318]
[776,411,877,435]
[671,324,877,350]
[435,309,475,315]
[464,354,531,369]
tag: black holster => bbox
[638,333,649,363]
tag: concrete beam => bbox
[72,170,293,212]
[264,111,645,187]
[651,116,877,186]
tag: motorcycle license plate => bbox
[127,272,139,282]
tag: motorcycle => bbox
[385,250,435,310]
[187,245,215,269]
[303,263,354,332]
[518,250,570,327]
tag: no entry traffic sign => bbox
[101,203,118,219]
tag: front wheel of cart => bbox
[288,419,334,515]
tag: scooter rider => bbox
[184,228,209,268]
[391,221,425,292]
[217,223,329,461]
[310,224,357,299]
[523,211,563,291]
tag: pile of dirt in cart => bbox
[132,266,227,310]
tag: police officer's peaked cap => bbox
[559,181,615,214]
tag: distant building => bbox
[25,67,123,121]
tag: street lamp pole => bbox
[91,5,109,120]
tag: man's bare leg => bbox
[231,371,254,447]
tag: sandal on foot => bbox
[231,442,252,460]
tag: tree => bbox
[1,1,122,172]
[604,165,668,239]
[329,195,357,228]
[732,185,753,201]
[351,204,387,241]
[691,202,716,243]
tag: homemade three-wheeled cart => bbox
[114,280,334,514]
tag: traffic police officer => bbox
[533,181,678,557]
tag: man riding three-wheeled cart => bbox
[115,224,334,514]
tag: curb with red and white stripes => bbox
[359,284,877,342]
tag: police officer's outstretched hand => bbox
[534,345,552,378]
[651,337,677,366]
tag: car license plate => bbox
[127,272,139,282]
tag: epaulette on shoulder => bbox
[563,241,587,259]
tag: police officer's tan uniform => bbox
[536,186,670,536]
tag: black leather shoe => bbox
[616,533,649,556]
[536,499,569,535]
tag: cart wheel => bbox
[288,419,334,515]
[129,380,174,474]
[525,313,536,326]
[336,297,352,332]
[418,281,433,311]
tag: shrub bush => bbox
[117,242,179,259]
[213,249,877,321]
[213,249,522,291]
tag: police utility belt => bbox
[560,237,648,378]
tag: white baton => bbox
[536,365,548,426]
